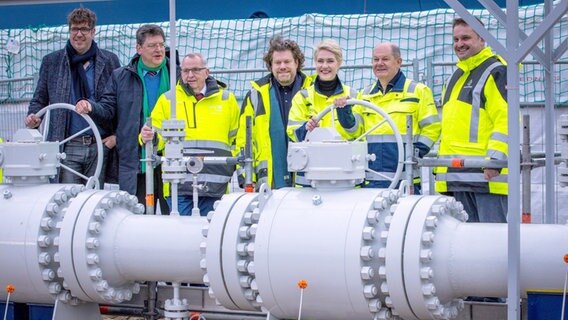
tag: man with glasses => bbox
[25,8,120,187]
[140,53,240,216]
[76,24,179,214]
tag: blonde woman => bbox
[287,39,361,143]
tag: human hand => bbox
[333,96,349,108]
[305,117,320,132]
[75,99,92,114]
[24,113,42,128]
[483,168,500,181]
[140,125,154,144]
[102,135,116,149]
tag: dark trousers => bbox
[452,191,508,223]
[60,142,109,188]
[135,165,169,215]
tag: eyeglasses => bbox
[182,67,207,75]
[145,42,166,49]
[70,27,93,35]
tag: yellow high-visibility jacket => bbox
[236,73,313,188]
[150,78,240,198]
[435,47,509,195]
[286,79,362,142]
[357,73,440,188]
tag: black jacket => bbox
[89,54,180,195]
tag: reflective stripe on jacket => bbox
[435,47,509,195]
[236,73,313,188]
[151,77,240,197]
[357,73,440,185]
[286,79,362,142]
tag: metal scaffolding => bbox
[442,1,568,319]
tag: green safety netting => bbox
[0,2,566,105]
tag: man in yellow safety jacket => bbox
[141,53,240,216]
[435,18,509,223]
[357,42,440,193]
[236,36,313,190]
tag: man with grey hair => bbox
[140,53,240,216]
[356,42,440,193]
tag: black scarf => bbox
[65,40,98,100]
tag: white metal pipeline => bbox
[0,184,206,306]
[2,182,568,320]
[203,187,568,320]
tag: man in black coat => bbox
[25,8,120,187]
[76,24,179,214]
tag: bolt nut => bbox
[88,222,102,234]
[202,225,209,237]
[37,235,52,248]
[86,237,100,249]
[96,280,109,292]
[360,266,376,280]
[87,253,100,265]
[422,283,436,296]
[237,260,249,273]
[247,261,256,275]
[239,276,252,288]
[378,266,387,279]
[90,268,103,281]
[373,197,386,210]
[251,208,261,223]
[38,252,51,265]
[40,218,55,231]
[363,227,376,241]
[48,282,62,294]
[368,299,382,313]
[42,269,55,281]
[421,231,435,244]
[46,203,60,216]
[420,249,433,262]
[363,284,379,298]
[94,209,107,221]
[3,190,12,199]
[367,210,380,225]
[420,267,433,279]
[237,243,248,256]
[360,246,374,261]
[425,216,438,229]
[239,226,251,239]
[312,195,322,206]
[53,191,68,205]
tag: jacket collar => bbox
[456,47,502,72]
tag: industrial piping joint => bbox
[1,122,568,320]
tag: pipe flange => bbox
[201,191,262,310]
[40,186,80,299]
[84,191,140,304]
[403,196,465,320]
[58,190,140,304]
[366,189,398,318]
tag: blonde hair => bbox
[314,39,343,65]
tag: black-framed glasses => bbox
[70,27,93,35]
[182,67,207,75]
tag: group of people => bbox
[23,7,509,223]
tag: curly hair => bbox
[263,35,305,73]
[67,8,96,29]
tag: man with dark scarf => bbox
[76,24,179,215]
[26,8,120,187]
